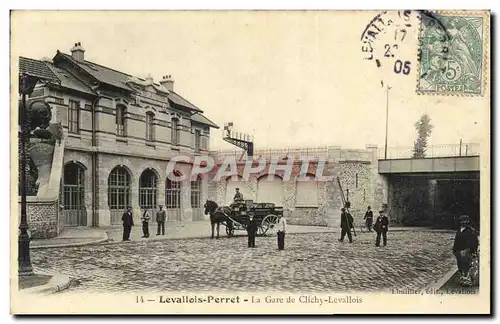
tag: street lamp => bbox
[384,85,391,160]
[18,74,52,276]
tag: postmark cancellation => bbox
[417,11,489,96]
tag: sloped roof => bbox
[59,52,133,91]
[191,113,219,129]
[57,52,203,112]
[45,62,95,95]
[19,57,59,83]
[168,91,203,113]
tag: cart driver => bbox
[230,188,244,209]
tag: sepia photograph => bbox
[10,9,490,315]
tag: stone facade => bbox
[20,45,218,233]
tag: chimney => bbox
[159,75,174,91]
[70,42,85,62]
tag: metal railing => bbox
[378,142,480,160]
[211,146,329,161]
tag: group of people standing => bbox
[121,205,167,241]
[339,205,389,246]
[233,188,287,251]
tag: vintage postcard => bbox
[10,10,490,315]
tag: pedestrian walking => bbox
[453,215,479,285]
[156,205,166,236]
[247,213,258,248]
[374,210,389,247]
[277,216,287,250]
[338,208,353,243]
[364,206,374,232]
[141,208,151,238]
[122,206,134,241]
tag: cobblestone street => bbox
[31,231,456,293]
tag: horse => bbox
[204,200,233,239]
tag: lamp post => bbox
[18,73,52,276]
[384,85,391,160]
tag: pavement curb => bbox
[31,234,109,250]
[21,272,72,295]
[425,257,458,290]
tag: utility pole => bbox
[384,85,391,160]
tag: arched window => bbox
[166,172,182,221]
[146,112,155,142]
[108,166,131,224]
[295,174,318,207]
[171,117,179,146]
[257,174,284,206]
[63,162,86,226]
[116,105,127,136]
[191,176,202,208]
[139,168,158,211]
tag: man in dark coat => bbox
[338,208,353,243]
[247,213,258,248]
[156,205,166,236]
[364,206,374,232]
[453,215,479,283]
[122,206,134,241]
[374,210,389,247]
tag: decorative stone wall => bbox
[21,200,61,239]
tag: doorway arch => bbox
[108,166,131,224]
[62,162,87,226]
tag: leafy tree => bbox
[412,114,434,158]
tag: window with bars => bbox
[171,118,179,146]
[108,167,131,210]
[191,177,202,208]
[116,105,127,136]
[68,100,80,134]
[63,163,85,210]
[139,169,158,209]
[194,130,201,152]
[165,178,181,209]
[146,112,155,142]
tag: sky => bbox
[11,10,489,151]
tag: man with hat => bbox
[374,210,389,247]
[156,205,166,236]
[230,188,244,209]
[364,206,374,232]
[246,212,258,248]
[121,205,134,241]
[453,215,479,284]
[338,207,354,243]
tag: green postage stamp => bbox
[417,11,489,96]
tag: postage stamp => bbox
[416,11,489,96]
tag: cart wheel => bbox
[259,214,279,236]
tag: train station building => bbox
[19,42,219,238]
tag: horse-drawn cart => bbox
[223,200,283,237]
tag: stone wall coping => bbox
[337,159,371,164]
[43,140,65,199]
[18,196,59,204]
